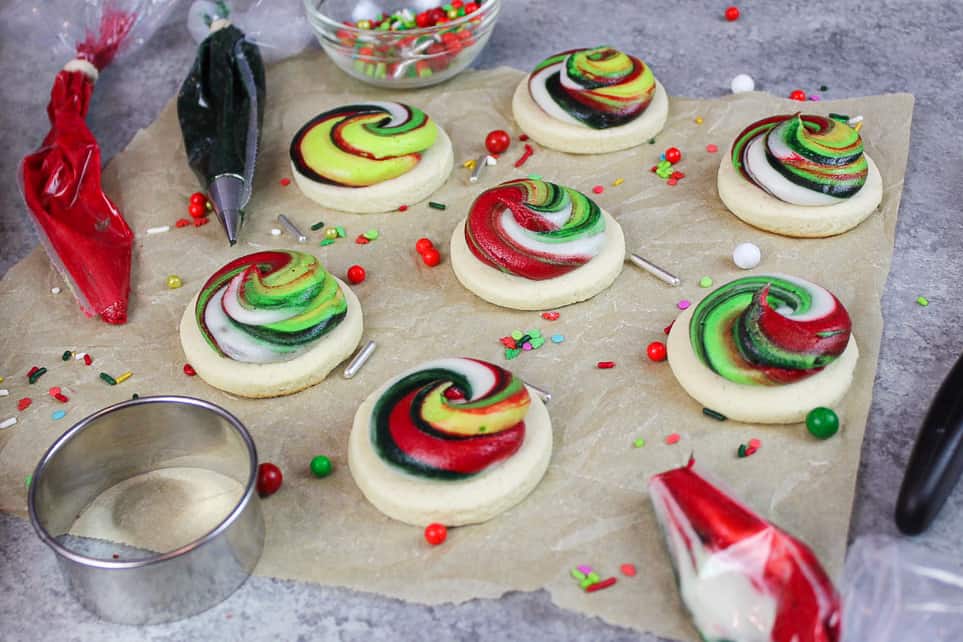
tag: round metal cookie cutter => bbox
[28,396,264,624]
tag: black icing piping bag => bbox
[895,351,963,534]
[177,19,265,245]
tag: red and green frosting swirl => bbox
[731,113,868,205]
[195,250,347,363]
[689,275,851,386]
[290,101,437,187]
[528,46,656,129]
[370,358,532,479]
[465,178,606,280]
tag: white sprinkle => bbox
[51,287,61,295]
[0,389,8,397]
[486,155,497,166]
[147,225,171,235]
[75,352,87,361]
[733,242,762,270]
[0,417,17,430]
[271,228,282,236]
[730,73,755,94]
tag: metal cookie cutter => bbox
[28,396,264,624]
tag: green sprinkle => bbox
[61,350,72,361]
[528,329,542,339]
[530,337,545,349]
[580,577,594,590]
[702,407,728,421]
[737,444,748,458]
[511,330,523,340]
[820,85,829,92]
[99,372,117,386]
[527,173,542,180]
[132,393,139,400]
[335,225,346,238]
[648,138,656,144]
[504,348,521,360]
[587,572,600,583]
[699,276,714,288]
[363,229,379,240]
[428,201,447,210]
[28,368,47,384]
[633,438,646,448]
[319,238,335,247]
[310,221,325,231]
[917,296,929,307]
[570,568,587,581]
[24,474,31,489]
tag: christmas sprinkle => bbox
[702,408,728,421]
[99,372,117,386]
[146,225,171,235]
[183,364,197,376]
[310,220,325,231]
[597,361,616,369]
[61,350,72,361]
[0,417,17,430]
[514,144,534,168]
[115,371,133,384]
[551,334,564,344]
[541,311,560,321]
[586,577,618,593]
[633,438,646,448]
[677,299,691,310]
[428,201,447,210]
[17,398,31,411]
[917,296,929,307]
[280,178,291,186]
[28,367,48,385]
[706,144,719,153]
[699,276,714,288]
[620,564,637,577]
[612,177,624,186]
[665,433,681,445]
[592,185,604,194]
[500,329,545,359]
[398,204,409,212]
[363,229,379,240]
[52,410,66,421]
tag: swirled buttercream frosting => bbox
[732,113,868,206]
[464,178,606,280]
[196,250,347,363]
[528,46,656,129]
[370,358,532,479]
[290,102,438,187]
[689,275,851,386]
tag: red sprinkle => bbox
[27,366,39,378]
[112,553,120,559]
[541,311,560,321]
[48,386,61,397]
[597,361,616,369]
[17,398,32,412]
[83,354,93,366]
[194,217,209,227]
[706,144,719,153]
[667,178,678,186]
[280,178,291,186]
[398,204,409,212]
[355,235,370,245]
[514,144,534,168]
[670,171,685,180]
[749,438,762,449]
[499,337,516,348]
[789,89,807,101]
[650,165,659,173]
[585,577,617,593]
[175,218,191,228]
[745,445,759,456]
[54,393,69,403]
[663,321,675,334]
[519,133,529,141]
[592,185,604,194]
[665,433,681,445]
[183,363,197,376]
[620,564,637,577]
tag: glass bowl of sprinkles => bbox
[304,0,500,88]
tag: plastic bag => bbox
[649,458,842,642]
[186,0,315,63]
[842,535,963,642]
[19,0,178,324]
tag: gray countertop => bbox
[2,0,962,640]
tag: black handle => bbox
[895,352,963,534]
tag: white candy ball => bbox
[730,74,755,94]
[733,242,761,269]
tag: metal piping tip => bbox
[208,174,246,246]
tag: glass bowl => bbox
[303,0,500,88]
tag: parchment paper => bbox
[0,52,913,641]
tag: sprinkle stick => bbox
[343,340,377,379]
[626,253,681,287]
[146,225,171,235]
[585,577,617,593]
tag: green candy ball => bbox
[806,407,839,439]
[310,455,333,478]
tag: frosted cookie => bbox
[512,46,669,154]
[289,102,453,213]
[718,113,883,237]
[348,358,552,526]
[179,250,363,398]
[450,178,625,310]
[667,275,859,424]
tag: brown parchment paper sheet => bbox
[0,53,913,641]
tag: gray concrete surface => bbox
[2,0,963,640]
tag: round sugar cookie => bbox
[718,113,883,238]
[667,274,859,424]
[290,102,453,213]
[512,46,669,154]
[449,178,625,310]
[348,358,553,526]
[179,250,363,398]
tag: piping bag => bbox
[18,0,176,324]
[177,19,265,246]
[649,458,842,642]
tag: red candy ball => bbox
[257,463,283,497]
[465,2,479,13]
[415,238,435,254]
[189,192,206,206]
[428,7,445,24]
[415,12,432,28]
[424,523,447,545]
[347,265,366,284]
[421,248,441,267]
[188,202,206,219]
[646,341,667,362]
[725,6,740,21]
[789,89,807,101]
[664,147,682,164]
[485,130,511,155]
